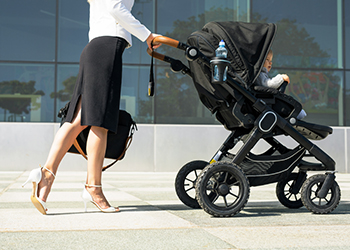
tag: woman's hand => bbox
[146,33,162,50]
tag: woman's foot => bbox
[83,185,119,212]
[22,166,56,214]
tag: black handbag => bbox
[58,102,137,171]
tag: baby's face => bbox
[264,53,273,72]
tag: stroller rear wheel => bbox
[276,173,304,209]
[195,162,250,217]
[301,174,341,214]
[175,160,209,208]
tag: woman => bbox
[22,0,161,214]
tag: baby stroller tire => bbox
[301,174,341,214]
[175,160,209,208]
[276,173,304,209]
[195,162,250,217]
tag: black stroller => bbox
[148,21,341,217]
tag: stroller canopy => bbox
[188,21,277,88]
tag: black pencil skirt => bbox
[65,36,128,134]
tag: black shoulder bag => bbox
[58,102,137,171]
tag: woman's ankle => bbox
[37,168,55,202]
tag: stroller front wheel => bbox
[301,174,341,214]
[175,160,209,208]
[276,173,304,209]
[195,162,250,217]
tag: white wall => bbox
[0,123,348,173]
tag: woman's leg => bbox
[38,99,87,202]
[85,126,117,210]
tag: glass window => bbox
[346,72,350,125]
[58,0,89,62]
[0,63,55,122]
[0,0,56,61]
[122,65,154,123]
[124,0,155,64]
[270,68,343,126]
[56,64,80,120]
[154,66,217,124]
[345,0,350,69]
[154,0,244,124]
[252,0,339,69]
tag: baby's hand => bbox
[281,74,290,83]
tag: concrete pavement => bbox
[1,171,350,250]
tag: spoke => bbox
[318,198,321,206]
[212,193,220,203]
[223,196,228,207]
[311,196,317,201]
[185,186,194,192]
[293,194,299,201]
[228,191,239,199]
[229,180,240,187]
[185,177,194,183]
[324,197,330,203]
[184,183,190,187]
[286,193,292,199]
[224,172,229,182]
[194,170,198,178]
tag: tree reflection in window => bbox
[0,80,44,121]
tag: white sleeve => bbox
[106,0,151,42]
[264,74,284,89]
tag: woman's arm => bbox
[106,0,151,42]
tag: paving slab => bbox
[0,171,349,250]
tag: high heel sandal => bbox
[82,184,119,213]
[22,166,56,215]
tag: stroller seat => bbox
[252,85,332,140]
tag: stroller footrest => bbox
[294,120,332,140]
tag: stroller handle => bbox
[151,36,180,48]
[147,36,189,62]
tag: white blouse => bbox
[88,0,151,48]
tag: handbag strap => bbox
[73,139,87,160]
[102,135,133,172]
[73,134,134,172]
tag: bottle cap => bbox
[219,40,225,47]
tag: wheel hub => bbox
[218,184,229,196]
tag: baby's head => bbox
[264,49,273,72]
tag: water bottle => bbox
[213,40,228,82]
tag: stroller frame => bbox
[148,23,341,217]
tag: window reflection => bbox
[0,63,54,122]
[55,65,79,117]
[122,65,153,123]
[0,0,56,61]
[252,0,338,69]
[345,0,350,69]
[0,0,348,126]
[154,67,217,124]
[346,72,350,125]
[58,0,89,62]
[271,69,343,125]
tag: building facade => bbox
[1,0,349,172]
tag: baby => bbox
[256,50,306,120]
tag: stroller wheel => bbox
[276,173,304,209]
[301,174,341,214]
[175,160,209,208]
[195,162,250,217]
